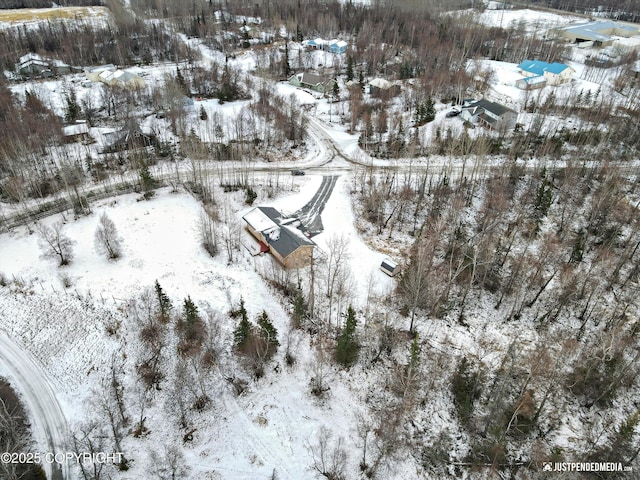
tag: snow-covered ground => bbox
[473,6,584,33]
[1,3,638,477]
[0,169,400,478]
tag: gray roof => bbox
[299,73,331,86]
[257,207,314,257]
[559,20,639,42]
[466,98,515,117]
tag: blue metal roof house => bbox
[517,59,575,86]
[328,40,348,54]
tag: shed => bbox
[380,258,400,277]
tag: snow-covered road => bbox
[0,332,71,480]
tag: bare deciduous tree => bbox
[307,426,348,480]
[95,212,123,260]
[36,221,75,266]
[73,421,109,480]
[148,444,190,480]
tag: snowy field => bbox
[0,6,112,31]
[473,6,584,33]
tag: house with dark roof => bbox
[461,99,518,132]
[517,60,575,86]
[101,120,155,153]
[289,73,337,94]
[243,206,315,269]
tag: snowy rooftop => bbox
[559,20,640,41]
[370,78,393,89]
[243,207,278,232]
[62,122,89,137]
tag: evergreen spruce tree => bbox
[257,310,279,350]
[242,20,250,48]
[452,357,481,427]
[335,305,359,367]
[64,89,81,123]
[245,186,257,205]
[282,41,291,79]
[139,161,157,198]
[346,55,354,82]
[155,280,173,321]
[199,105,208,121]
[176,66,188,94]
[183,296,200,326]
[292,288,307,329]
[534,171,553,230]
[233,298,252,348]
[424,96,435,123]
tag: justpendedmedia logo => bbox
[542,462,632,473]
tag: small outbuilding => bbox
[515,75,547,90]
[380,258,400,277]
[62,121,91,144]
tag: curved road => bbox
[0,332,71,480]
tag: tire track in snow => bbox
[294,176,339,236]
[0,332,71,480]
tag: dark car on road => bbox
[291,170,305,176]
[445,110,461,118]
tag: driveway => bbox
[294,176,339,237]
